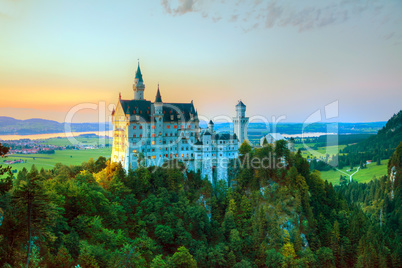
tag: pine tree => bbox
[12,165,56,268]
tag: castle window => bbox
[186,153,189,157]
[133,134,136,138]
[133,149,137,153]
[170,154,173,158]
[139,126,142,129]
[152,155,156,159]
[175,154,178,157]
[140,111,142,114]
[152,125,155,129]
[147,111,149,114]
[166,125,170,129]
[166,154,168,157]
[152,134,155,138]
[133,126,136,129]
[165,133,168,136]
[188,125,191,129]
[140,134,142,138]
[174,125,177,129]
[152,141,155,145]
[182,154,184,157]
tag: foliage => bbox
[0,140,400,267]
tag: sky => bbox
[0,0,401,123]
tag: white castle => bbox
[111,64,249,182]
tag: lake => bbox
[0,131,113,141]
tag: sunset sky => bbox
[1,0,401,123]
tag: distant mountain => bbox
[0,116,112,135]
[0,116,387,136]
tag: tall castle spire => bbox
[155,84,162,103]
[133,61,145,100]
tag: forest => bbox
[0,137,400,267]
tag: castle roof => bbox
[155,85,162,103]
[213,133,237,140]
[194,140,203,145]
[200,130,237,140]
[135,63,143,83]
[236,100,246,107]
[119,99,196,123]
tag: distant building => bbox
[260,133,295,152]
[111,63,247,182]
[260,133,286,145]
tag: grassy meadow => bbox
[295,142,388,185]
[5,148,112,173]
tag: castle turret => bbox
[154,84,163,137]
[233,101,249,144]
[133,62,145,100]
[154,84,163,115]
[208,120,214,133]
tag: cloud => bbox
[161,0,198,15]
[160,0,398,35]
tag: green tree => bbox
[239,140,252,156]
[0,143,13,195]
[12,165,57,268]
[150,255,168,268]
[171,246,197,268]
[265,248,284,268]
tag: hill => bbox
[339,110,402,168]
[0,116,112,135]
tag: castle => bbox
[111,64,249,182]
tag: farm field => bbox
[5,148,112,173]
[297,144,347,159]
[319,159,388,185]
[42,136,112,146]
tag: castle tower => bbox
[208,120,214,133]
[154,84,163,115]
[233,101,249,144]
[133,62,145,100]
[154,84,163,137]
